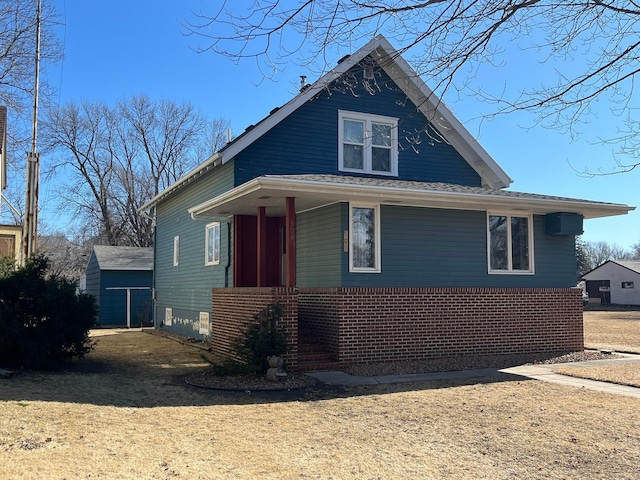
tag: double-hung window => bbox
[339,111,398,176]
[205,222,221,266]
[349,203,381,273]
[487,213,534,274]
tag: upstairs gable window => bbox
[339,111,398,176]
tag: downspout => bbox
[140,207,158,329]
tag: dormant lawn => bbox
[0,312,639,479]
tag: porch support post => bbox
[257,206,267,287]
[286,196,296,287]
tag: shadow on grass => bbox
[0,355,534,409]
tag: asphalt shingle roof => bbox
[264,174,622,207]
[614,260,640,274]
[93,245,153,271]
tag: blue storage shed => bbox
[84,246,153,327]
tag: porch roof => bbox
[187,174,634,221]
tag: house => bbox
[84,245,153,327]
[140,35,633,370]
[0,224,22,266]
[582,260,640,306]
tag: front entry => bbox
[234,215,286,287]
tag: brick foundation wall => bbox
[299,287,583,365]
[212,288,298,370]
[298,290,340,356]
[212,287,583,371]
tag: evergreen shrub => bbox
[0,255,98,369]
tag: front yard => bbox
[0,312,639,479]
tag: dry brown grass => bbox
[1,326,639,479]
[555,310,640,387]
[584,310,640,353]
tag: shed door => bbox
[586,280,611,304]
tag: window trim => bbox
[487,212,535,275]
[338,110,398,176]
[173,236,180,266]
[622,281,635,289]
[205,222,221,266]
[349,202,381,273]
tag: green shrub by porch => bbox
[233,303,289,374]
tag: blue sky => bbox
[43,0,639,249]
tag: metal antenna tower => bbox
[23,0,42,259]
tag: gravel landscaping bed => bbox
[184,350,617,391]
[345,350,617,376]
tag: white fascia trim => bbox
[187,176,634,219]
[370,39,512,189]
[218,38,381,164]
[138,153,222,213]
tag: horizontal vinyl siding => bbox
[531,216,577,286]
[297,203,343,286]
[233,58,482,187]
[341,205,577,288]
[99,271,152,326]
[154,162,234,338]
[84,254,100,300]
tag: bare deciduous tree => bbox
[0,0,61,223]
[185,0,640,172]
[580,239,633,274]
[42,95,231,247]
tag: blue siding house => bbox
[141,36,633,369]
[84,246,153,328]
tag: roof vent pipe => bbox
[299,75,308,92]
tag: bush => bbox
[232,303,289,374]
[0,255,98,369]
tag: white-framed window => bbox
[173,236,180,266]
[622,282,635,289]
[349,203,381,273]
[205,222,221,266]
[487,213,534,274]
[199,311,210,335]
[338,110,398,176]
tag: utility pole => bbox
[23,0,41,259]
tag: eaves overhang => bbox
[188,175,634,221]
[138,154,222,214]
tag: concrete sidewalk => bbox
[306,352,640,399]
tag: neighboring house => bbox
[582,260,640,306]
[140,35,633,370]
[0,224,22,266]
[84,246,153,327]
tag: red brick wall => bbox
[299,287,583,365]
[298,290,340,356]
[212,288,298,370]
[213,287,583,370]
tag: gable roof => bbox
[188,174,633,221]
[616,261,640,274]
[583,260,640,278]
[92,246,153,271]
[141,35,512,213]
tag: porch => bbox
[211,286,584,372]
